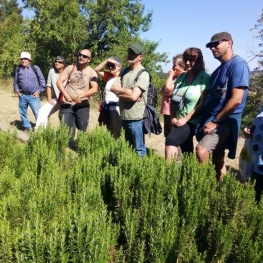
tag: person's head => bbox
[127,42,145,67]
[78,49,92,66]
[53,56,66,72]
[206,32,233,62]
[106,56,122,76]
[172,54,185,76]
[182,48,205,72]
[19,51,31,68]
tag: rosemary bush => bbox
[0,126,263,262]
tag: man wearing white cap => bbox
[196,32,250,181]
[13,51,46,133]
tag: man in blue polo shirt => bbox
[13,51,45,133]
[196,32,250,181]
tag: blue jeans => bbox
[122,119,146,157]
[19,94,41,129]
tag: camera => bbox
[106,62,116,70]
[172,95,184,111]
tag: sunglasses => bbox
[20,58,29,60]
[208,40,226,49]
[78,53,90,59]
[183,57,195,63]
[55,60,64,64]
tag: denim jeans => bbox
[122,119,146,157]
[19,94,41,129]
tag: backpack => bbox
[121,67,162,135]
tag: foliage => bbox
[0,0,26,78]
[0,127,263,262]
[241,74,263,133]
[19,0,168,78]
[252,8,263,68]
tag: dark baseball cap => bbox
[206,32,233,48]
[128,42,145,55]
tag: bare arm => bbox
[118,87,142,101]
[176,90,208,126]
[164,70,176,93]
[56,74,72,103]
[78,81,98,100]
[159,84,173,97]
[94,60,107,78]
[111,81,132,96]
[203,87,246,134]
[46,86,54,104]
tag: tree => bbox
[21,0,168,79]
[21,0,89,76]
[0,0,25,78]
[0,0,22,20]
[252,8,263,69]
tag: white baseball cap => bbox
[19,51,32,60]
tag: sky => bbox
[141,0,263,73]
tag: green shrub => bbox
[0,127,263,262]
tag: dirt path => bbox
[0,89,244,171]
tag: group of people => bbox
[159,31,250,182]
[13,31,251,183]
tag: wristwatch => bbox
[212,117,220,124]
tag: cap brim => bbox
[206,42,215,48]
[20,57,31,60]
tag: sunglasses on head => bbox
[208,40,226,49]
[78,53,90,59]
[183,57,195,63]
[55,60,64,64]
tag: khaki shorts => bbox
[198,122,231,158]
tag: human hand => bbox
[203,121,218,134]
[171,118,178,126]
[73,96,82,103]
[176,118,187,127]
[168,69,175,78]
[33,92,39,98]
[48,99,55,105]
[244,126,252,138]
[64,94,73,103]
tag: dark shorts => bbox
[198,121,231,158]
[163,114,172,138]
[165,122,196,153]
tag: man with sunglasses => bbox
[95,56,122,138]
[196,32,250,181]
[111,42,150,157]
[57,49,98,148]
[13,51,46,133]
